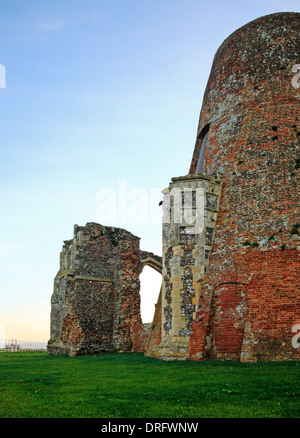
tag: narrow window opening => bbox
[195,125,210,174]
[139,266,162,324]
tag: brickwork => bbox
[47,223,161,356]
[144,287,162,358]
[148,12,300,362]
[48,12,299,363]
[151,175,222,360]
[188,12,300,362]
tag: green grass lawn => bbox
[0,352,299,418]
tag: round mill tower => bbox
[150,12,300,362]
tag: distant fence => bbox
[0,339,47,352]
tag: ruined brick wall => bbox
[150,175,222,360]
[47,223,161,356]
[48,13,299,363]
[188,12,300,362]
[144,287,162,358]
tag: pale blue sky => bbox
[1,0,299,341]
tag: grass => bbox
[0,352,299,418]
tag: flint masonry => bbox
[48,12,300,362]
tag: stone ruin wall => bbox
[149,12,300,363]
[48,13,300,362]
[47,223,162,356]
[145,174,222,360]
[187,12,300,362]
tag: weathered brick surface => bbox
[188,12,300,362]
[144,287,162,358]
[152,175,222,360]
[48,13,299,362]
[47,223,161,356]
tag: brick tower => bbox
[150,12,300,362]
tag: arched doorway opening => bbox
[139,266,162,324]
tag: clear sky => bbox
[1,0,299,342]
